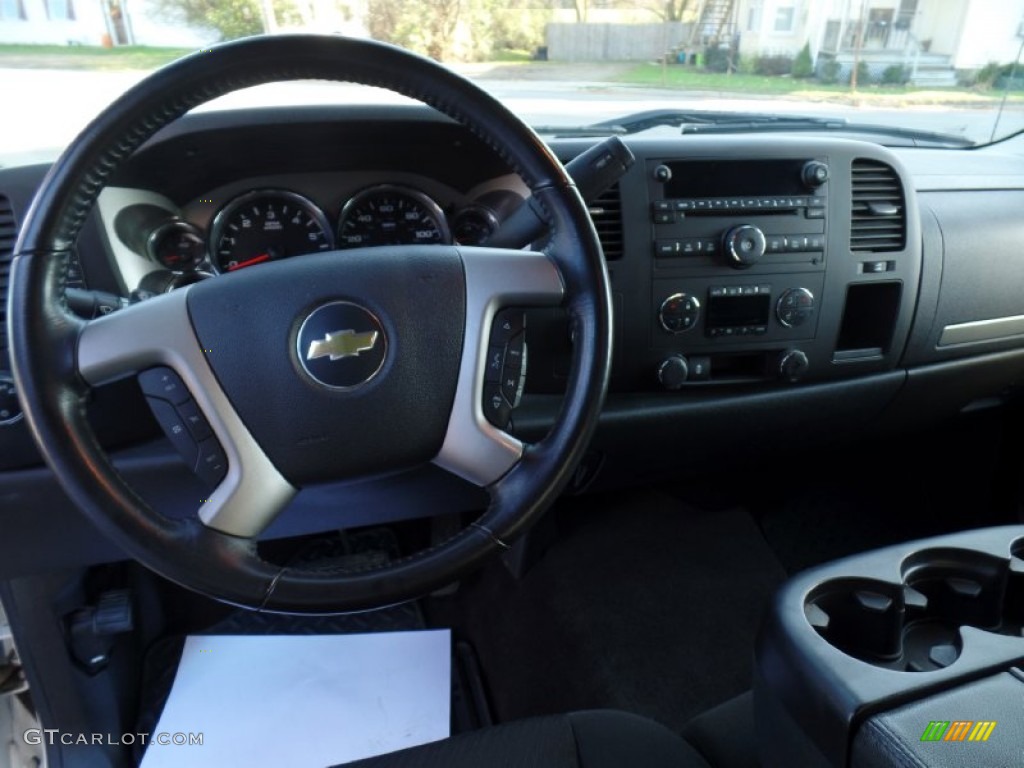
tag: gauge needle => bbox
[228,253,271,271]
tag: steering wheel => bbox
[7,35,612,613]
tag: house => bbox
[732,0,1024,85]
[0,0,214,46]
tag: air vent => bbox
[588,183,623,260]
[0,195,16,355]
[851,159,905,252]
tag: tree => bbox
[367,0,463,60]
[792,42,813,78]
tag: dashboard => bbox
[4,103,1024,574]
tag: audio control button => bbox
[724,225,767,268]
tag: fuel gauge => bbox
[148,221,206,271]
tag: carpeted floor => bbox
[429,488,787,735]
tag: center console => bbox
[755,526,1024,768]
[564,136,924,394]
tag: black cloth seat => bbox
[341,710,711,768]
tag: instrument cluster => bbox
[140,181,523,276]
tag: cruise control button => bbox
[145,397,198,467]
[138,367,190,405]
[195,438,228,487]
[177,399,212,442]
[482,382,511,429]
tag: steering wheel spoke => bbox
[77,290,295,538]
[434,247,564,487]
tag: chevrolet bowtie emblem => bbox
[306,329,379,361]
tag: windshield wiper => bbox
[535,108,973,148]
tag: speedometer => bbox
[210,190,333,273]
[337,185,450,249]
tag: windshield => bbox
[3,1,1024,158]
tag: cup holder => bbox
[805,547,1024,673]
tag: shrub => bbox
[792,42,813,78]
[755,54,793,76]
[852,60,871,85]
[818,58,841,84]
[704,43,733,73]
[881,64,909,85]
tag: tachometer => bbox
[337,185,450,249]
[210,190,333,273]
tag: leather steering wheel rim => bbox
[8,35,612,613]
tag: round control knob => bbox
[653,164,673,183]
[0,375,23,425]
[658,355,689,390]
[779,350,810,383]
[802,161,830,188]
[658,293,700,334]
[724,225,767,269]
[776,287,815,328]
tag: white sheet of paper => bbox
[139,630,451,768]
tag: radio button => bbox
[806,207,826,219]
[653,211,675,224]
[724,224,768,268]
[766,236,784,253]
[653,201,672,212]
[655,240,679,257]
[680,239,700,255]
[675,200,694,211]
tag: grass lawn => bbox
[0,44,193,70]
[618,63,1021,105]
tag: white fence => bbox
[545,22,692,62]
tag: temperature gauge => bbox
[147,221,206,271]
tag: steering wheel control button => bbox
[485,346,504,382]
[145,397,200,467]
[195,439,229,487]
[138,367,191,405]
[776,288,815,328]
[296,301,387,390]
[658,293,700,334]
[177,399,213,442]
[482,382,512,428]
[491,309,525,345]
[0,376,23,425]
[482,310,529,426]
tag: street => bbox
[2,65,1022,161]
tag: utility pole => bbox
[850,0,867,90]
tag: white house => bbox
[734,0,1024,84]
[0,0,217,46]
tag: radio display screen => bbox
[663,159,809,198]
[706,294,771,328]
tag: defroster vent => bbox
[0,196,16,355]
[850,159,905,252]
[588,183,623,260]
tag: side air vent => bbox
[850,159,905,252]
[588,183,623,260]
[0,195,16,355]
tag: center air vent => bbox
[851,159,905,253]
[0,196,16,355]
[588,183,623,260]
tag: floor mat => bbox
[429,489,787,734]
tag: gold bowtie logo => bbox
[306,329,379,361]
